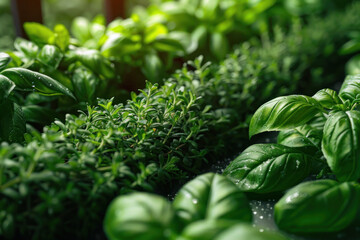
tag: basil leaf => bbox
[210,32,228,61]
[37,45,63,69]
[53,24,70,52]
[1,68,75,99]
[142,53,163,83]
[339,74,360,103]
[0,100,25,143]
[23,22,54,46]
[179,220,235,240]
[0,53,11,72]
[22,105,58,125]
[278,124,322,150]
[322,110,360,181]
[152,37,185,53]
[101,33,142,56]
[345,54,360,75]
[104,193,176,240]
[173,173,252,227]
[72,67,99,102]
[0,75,15,104]
[215,224,289,240]
[224,144,313,193]
[71,17,91,44]
[249,95,323,138]
[73,49,115,79]
[274,180,360,233]
[14,38,39,59]
[312,88,342,109]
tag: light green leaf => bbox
[152,37,185,53]
[274,180,360,233]
[104,193,176,240]
[173,173,252,227]
[53,24,70,51]
[0,75,15,104]
[23,22,54,46]
[14,38,39,58]
[339,74,360,102]
[346,55,360,75]
[71,17,91,44]
[0,53,11,72]
[322,111,360,181]
[312,88,342,109]
[37,45,63,69]
[1,68,75,99]
[179,220,234,240]
[224,144,313,193]
[215,224,289,240]
[101,33,141,57]
[249,95,323,138]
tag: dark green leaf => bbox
[0,53,11,71]
[249,95,323,138]
[23,22,54,46]
[274,180,360,233]
[312,88,342,109]
[0,100,25,143]
[322,110,360,181]
[22,105,58,125]
[142,53,163,83]
[14,38,39,58]
[0,75,15,104]
[277,124,322,150]
[1,68,75,99]
[173,173,252,227]
[339,74,360,103]
[104,193,176,240]
[72,67,99,102]
[37,45,63,69]
[224,144,313,193]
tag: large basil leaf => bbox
[178,220,234,240]
[0,100,26,143]
[345,55,360,75]
[224,144,313,193]
[72,67,99,102]
[312,88,342,109]
[142,53,163,83]
[73,49,115,79]
[14,38,39,59]
[274,180,360,233]
[1,68,75,99]
[173,173,252,227]
[249,95,323,137]
[101,33,142,57]
[339,75,360,103]
[23,22,54,46]
[71,17,91,44]
[214,224,289,240]
[104,193,177,240]
[277,124,322,150]
[37,45,63,69]
[0,53,11,72]
[322,110,360,181]
[0,75,15,104]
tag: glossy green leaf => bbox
[71,17,91,44]
[1,68,75,99]
[312,88,342,109]
[0,53,11,72]
[14,38,39,59]
[173,173,252,227]
[210,32,228,61]
[215,224,289,240]
[53,24,70,51]
[322,110,360,181]
[274,180,360,233]
[104,192,176,240]
[278,124,322,150]
[345,55,360,75]
[249,95,323,138]
[37,45,63,69]
[22,105,58,125]
[72,67,99,102]
[145,23,168,44]
[0,75,15,104]
[0,100,25,143]
[340,40,360,55]
[101,33,141,57]
[23,22,54,46]
[73,48,115,79]
[339,74,360,102]
[224,144,313,193]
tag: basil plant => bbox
[224,74,360,233]
[104,173,288,240]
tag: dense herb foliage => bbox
[2,3,360,239]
